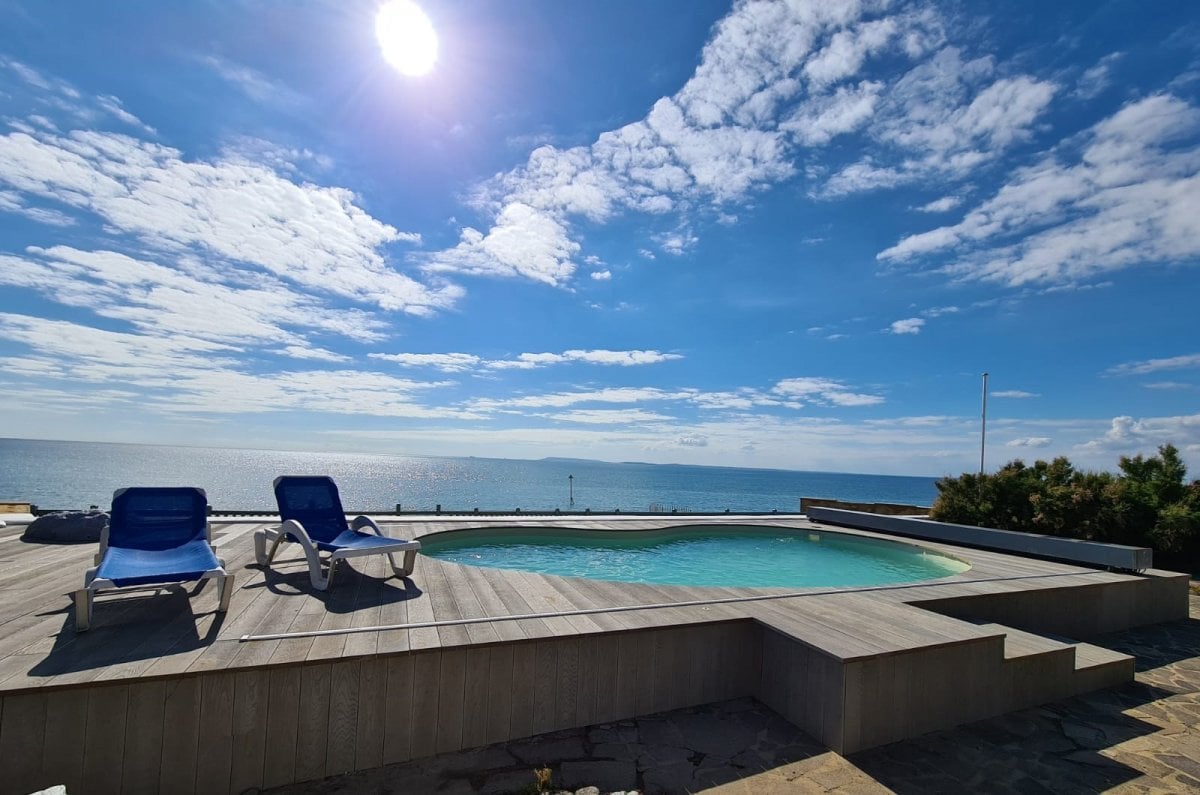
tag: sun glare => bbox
[375,0,438,77]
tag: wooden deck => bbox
[0,515,1189,794]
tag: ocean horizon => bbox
[0,437,942,513]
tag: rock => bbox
[22,511,108,544]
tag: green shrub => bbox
[930,444,1200,572]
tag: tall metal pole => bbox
[568,474,574,506]
[980,372,989,475]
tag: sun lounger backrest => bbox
[273,476,348,544]
[109,487,209,551]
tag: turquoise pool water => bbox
[420,525,970,588]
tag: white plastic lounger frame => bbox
[76,559,234,632]
[254,515,421,591]
[75,487,234,632]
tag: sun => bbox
[375,0,438,77]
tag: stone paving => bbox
[263,592,1200,795]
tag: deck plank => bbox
[437,561,503,645]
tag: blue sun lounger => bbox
[254,475,421,591]
[75,486,234,631]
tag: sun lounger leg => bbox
[74,588,93,632]
[217,573,234,612]
[255,529,290,566]
[386,549,419,578]
[309,550,334,591]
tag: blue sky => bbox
[1,0,1198,477]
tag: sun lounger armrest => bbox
[351,515,384,535]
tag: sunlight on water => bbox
[0,439,940,512]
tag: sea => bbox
[0,438,941,513]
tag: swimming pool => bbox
[419,525,970,588]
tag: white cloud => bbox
[0,312,478,420]
[1107,352,1200,376]
[0,247,392,347]
[473,387,679,410]
[559,349,682,367]
[804,19,899,89]
[917,195,961,213]
[991,390,1039,399]
[423,203,579,286]
[1078,414,1200,458]
[772,377,884,407]
[1144,382,1195,391]
[371,349,681,373]
[1075,53,1122,100]
[782,80,883,145]
[0,189,76,226]
[889,317,925,334]
[203,56,304,108]
[546,409,675,425]
[0,127,458,315]
[658,226,699,256]
[95,95,156,136]
[590,269,612,281]
[822,48,1057,195]
[879,94,1200,286]
[1007,437,1052,448]
[426,0,951,284]
[370,352,483,373]
[280,345,349,363]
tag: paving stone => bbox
[636,743,693,770]
[588,725,637,744]
[1155,752,1200,779]
[508,735,588,765]
[692,760,747,790]
[1062,749,1128,769]
[641,760,693,795]
[476,768,549,794]
[722,697,758,712]
[672,711,757,756]
[728,747,773,772]
[1062,721,1109,748]
[635,717,687,749]
[436,779,481,795]
[1011,774,1057,795]
[441,745,519,774]
[558,760,637,792]
[592,742,638,759]
[1175,772,1200,790]
[1110,748,1177,778]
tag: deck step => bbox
[1073,641,1136,690]
[973,621,1135,698]
[975,622,1072,660]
